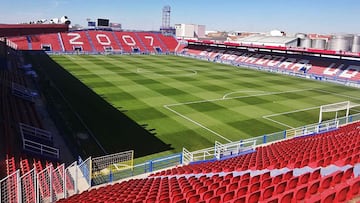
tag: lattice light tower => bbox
[162,5,171,29]
[160,5,175,35]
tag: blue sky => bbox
[1,0,359,34]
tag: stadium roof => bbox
[235,35,298,47]
[0,24,69,37]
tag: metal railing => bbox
[0,159,91,203]
[2,113,359,202]
[22,138,59,159]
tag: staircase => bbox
[134,32,148,53]
[156,33,169,53]
[85,31,96,53]
[26,36,32,50]
[57,33,65,52]
[111,31,123,53]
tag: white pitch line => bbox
[314,89,360,101]
[163,88,314,143]
[137,68,197,77]
[262,105,321,129]
[75,70,136,76]
[263,106,320,118]
[163,105,232,143]
[223,90,265,99]
[66,55,76,60]
[166,88,315,107]
[263,117,294,128]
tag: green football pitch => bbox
[40,54,360,159]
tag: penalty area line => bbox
[263,106,320,118]
[314,89,360,101]
[262,117,294,129]
[262,105,320,129]
[163,105,232,143]
[136,68,197,77]
[167,88,315,107]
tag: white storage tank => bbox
[328,34,352,51]
[300,38,312,48]
[352,35,360,52]
[295,33,307,39]
[312,39,327,49]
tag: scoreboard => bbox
[97,19,110,27]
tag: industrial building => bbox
[175,23,206,39]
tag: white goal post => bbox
[92,150,134,175]
[319,101,360,123]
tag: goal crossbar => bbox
[319,101,360,123]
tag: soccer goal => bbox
[319,101,360,123]
[92,150,134,177]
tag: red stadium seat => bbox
[299,172,311,184]
[202,190,214,201]
[247,191,261,203]
[294,185,308,201]
[261,178,272,189]
[287,176,299,190]
[261,185,274,201]
[343,167,354,181]
[187,194,200,203]
[348,176,360,198]
[228,182,239,191]
[320,175,333,192]
[321,189,336,203]
[280,191,294,203]
[208,195,221,203]
[275,181,287,194]
[222,190,235,202]
[332,171,344,186]
[307,180,320,197]
[236,186,248,198]
[335,183,350,202]
[310,168,321,181]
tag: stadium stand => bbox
[2,29,360,202]
[114,31,147,53]
[56,167,360,202]
[6,36,29,50]
[28,34,62,51]
[0,46,60,184]
[8,30,181,54]
[87,30,122,52]
[55,121,360,202]
[136,32,169,53]
[158,35,182,53]
[60,31,93,52]
[150,122,360,176]
[183,45,360,83]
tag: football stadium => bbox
[1,1,360,202]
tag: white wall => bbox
[175,24,206,39]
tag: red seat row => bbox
[8,30,182,53]
[151,122,360,177]
[57,165,360,203]
[184,45,360,82]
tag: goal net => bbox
[92,150,134,177]
[319,101,360,123]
